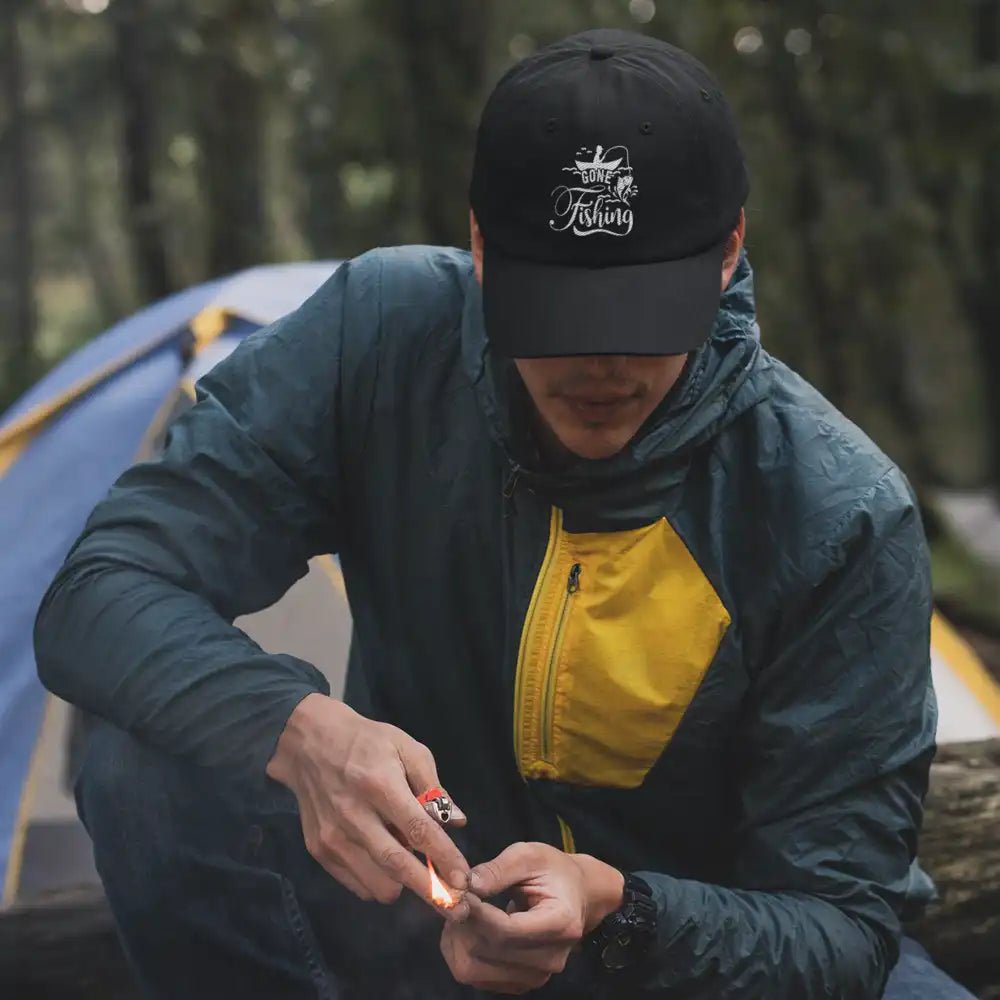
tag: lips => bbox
[568,396,631,405]
[563,395,636,422]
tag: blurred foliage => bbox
[1,1,999,524]
[931,531,1000,633]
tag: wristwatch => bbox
[585,872,657,972]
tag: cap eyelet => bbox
[639,120,653,135]
[544,117,558,134]
[700,88,712,101]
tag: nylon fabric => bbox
[35,245,939,997]
[514,510,730,787]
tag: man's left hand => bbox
[440,841,624,995]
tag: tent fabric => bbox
[0,263,337,903]
[2,259,999,906]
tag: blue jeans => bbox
[76,723,975,999]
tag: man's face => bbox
[513,354,687,460]
[469,207,745,462]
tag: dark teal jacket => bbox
[36,247,936,998]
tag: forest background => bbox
[2,0,1000,638]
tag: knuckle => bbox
[413,740,436,769]
[564,917,585,942]
[344,759,393,796]
[337,806,366,836]
[343,761,372,790]
[378,846,407,874]
[476,860,501,886]
[317,824,344,855]
[405,815,432,848]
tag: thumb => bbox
[469,843,542,899]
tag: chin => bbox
[561,431,632,461]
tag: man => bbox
[35,28,970,999]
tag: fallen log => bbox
[1,740,998,997]
[0,886,134,999]
[907,738,1000,998]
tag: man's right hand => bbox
[266,693,470,914]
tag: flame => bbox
[427,859,456,908]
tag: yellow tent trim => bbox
[189,307,230,352]
[0,426,40,479]
[0,328,184,455]
[931,611,1000,727]
[317,554,347,600]
[1,693,55,907]
[0,307,236,482]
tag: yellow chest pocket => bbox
[513,508,730,789]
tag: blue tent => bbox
[0,262,350,905]
[3,261,999,907]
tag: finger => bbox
[392,729,442,794]
[468,842,541,899]
[463,919,574,979]
[377,784,471,890]
[395,736,468,829]
[441,924,551,995]
[350,811,450,903]
[466,893,574,947]
[299,806,373,901]
[319,857,373,902]
[335,839,404,905]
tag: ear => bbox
[469,209,484,285]
[721,207,746,291]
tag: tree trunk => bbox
[760,7,850,411]
[195,1,270,277]
[111,0,172,303]
[1,1,37,400]
[969,0,1000,496]
[380,0,494,248]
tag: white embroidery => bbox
[549,144,637,237]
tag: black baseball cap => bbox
[469,28,749,358]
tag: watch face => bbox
[601,932,634,971]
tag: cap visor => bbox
[482,241,726,357]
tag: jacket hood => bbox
[461,251,771,518]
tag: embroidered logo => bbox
[549,144,637,237]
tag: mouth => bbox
[561,393,637,421]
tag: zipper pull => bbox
[502,463,521,518]
[502,463,521,499]
[567,563,582,593]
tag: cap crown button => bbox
[589,44,615,60]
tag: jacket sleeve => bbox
[34,260,364,781]
[615,470,937,998]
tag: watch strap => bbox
[585,872,657,973]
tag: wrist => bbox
[571,854,625,934]
[266,693,349,784]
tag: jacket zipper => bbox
[513,508,560,768]
[540,562,581,763]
